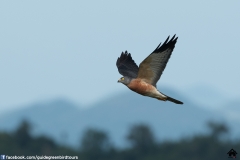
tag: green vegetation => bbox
[0,120,238,160]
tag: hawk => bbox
[116,35,183,104]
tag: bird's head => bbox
[117,76,132,85]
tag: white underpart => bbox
[145,87,167,99]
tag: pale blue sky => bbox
[0,1,239,112]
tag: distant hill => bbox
[0,87,239,148]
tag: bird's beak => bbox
[117,79,121,83]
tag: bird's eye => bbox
[121,77,124,80]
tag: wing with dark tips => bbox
[137,35,178,86]
[116,51,139,78]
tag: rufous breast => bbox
[127,78,156,96]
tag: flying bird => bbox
[116,35,183,104]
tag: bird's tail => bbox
[166,96,183,104]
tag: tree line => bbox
[0,120,239,160]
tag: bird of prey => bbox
[116,35,183,104]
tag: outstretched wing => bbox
[116,51,139,78]
[137,35,178,86]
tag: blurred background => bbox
[0,1,240,159]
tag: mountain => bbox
[184,84,231,109]
[0,87,238,148]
